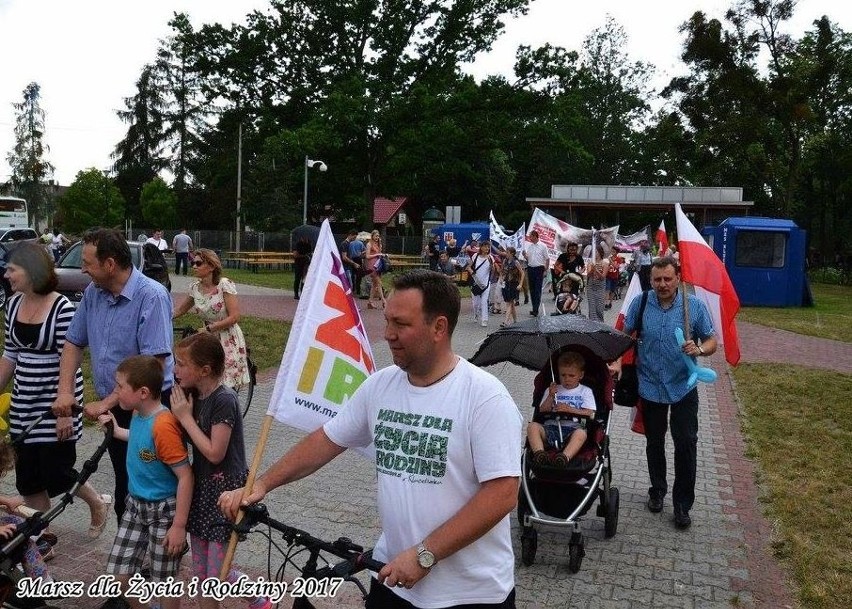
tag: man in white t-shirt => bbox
[145,229,169,252]
[220,270,523,609]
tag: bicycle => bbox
[232,502,385,609]
[174,326,258,419]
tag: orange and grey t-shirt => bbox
[127,406,189,501]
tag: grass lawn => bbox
[738,283,852,342]
[733,282,852,608]
[223,267,473,298]
[733,364,852,609]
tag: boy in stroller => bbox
[526,351,597,468]
[553,272,583,315]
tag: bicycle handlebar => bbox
[235,503,386,579]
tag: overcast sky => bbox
[1,0,850,186]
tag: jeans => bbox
[643,388,699,512]
[527,266,545,315]
[294,260,309,298]
[175,252,189,275]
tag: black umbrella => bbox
[469,315,634,371]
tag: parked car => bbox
[0,227,39,251]
[55,240,171,307]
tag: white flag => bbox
[267,220,376,440]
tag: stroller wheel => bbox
[605,487,620,538]
[568,534,585,573]
[520,529,538,567]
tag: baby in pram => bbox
[553,273,583,315]
[526,351,597,467]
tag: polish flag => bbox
[614,272,643,337]
[656,220,669,256]
[614,273,645,433]
[674,203,741,365]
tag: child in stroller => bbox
[553,272,583,315]
[518,344,620,572]
[526,351,596,468]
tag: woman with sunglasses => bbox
[173,249,250,390]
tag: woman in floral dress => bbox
[173,248,251,389]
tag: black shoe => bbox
[674,506,692,529]
[647,494,664,513]
[523,298,528,304]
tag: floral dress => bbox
[189,278,250,389]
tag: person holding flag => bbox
[611,256,717,530]
[220,270,523,608]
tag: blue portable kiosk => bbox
[431,222,490,250]
[701,217,812,307]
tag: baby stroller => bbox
[517,344,619,573]
[552,273,583,316]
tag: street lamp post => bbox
[303,155,327,225]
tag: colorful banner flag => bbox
[267,220,377,445]
[489,210,526,253]
[674,204,741,366]
[615,227,650,251]
[528,208,619,263]
[656,220,669,256]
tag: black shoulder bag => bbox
[614,290,649,406]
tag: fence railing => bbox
[126,229,427,257]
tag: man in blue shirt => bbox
[616,257,717,529]
[52,228,174,522]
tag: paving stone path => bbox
[8,275,846,608]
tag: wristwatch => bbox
[417,542,436,569]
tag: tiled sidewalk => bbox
[7,284,840,608]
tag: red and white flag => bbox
[656,220,669,256]
[267,220,376,447]
[674,203,741,365]
[614,273,644,366]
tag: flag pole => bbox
[682,280,692,343]
[220,414,274,579]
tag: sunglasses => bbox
[191,260,204,267]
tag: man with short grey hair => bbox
[172,229,193,275]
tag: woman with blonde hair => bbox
[173,248,251,390]
[364,230,388,309]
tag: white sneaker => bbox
[481,320,488,327]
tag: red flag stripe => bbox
[675,204,741,366]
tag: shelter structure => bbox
[527,185,754,227]
[702,217,811,307]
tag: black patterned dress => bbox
[186,385,248,543]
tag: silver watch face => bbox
[418,548,436,568]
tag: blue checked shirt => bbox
[66,267,174,399]
[623,289,715,404]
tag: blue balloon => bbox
[674,327,717,388]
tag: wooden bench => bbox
[223,251,294,271]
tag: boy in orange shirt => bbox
[99,356,193,609]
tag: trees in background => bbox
[6,82,55,227]
[57,168,125,234]
[95,0,851,255]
